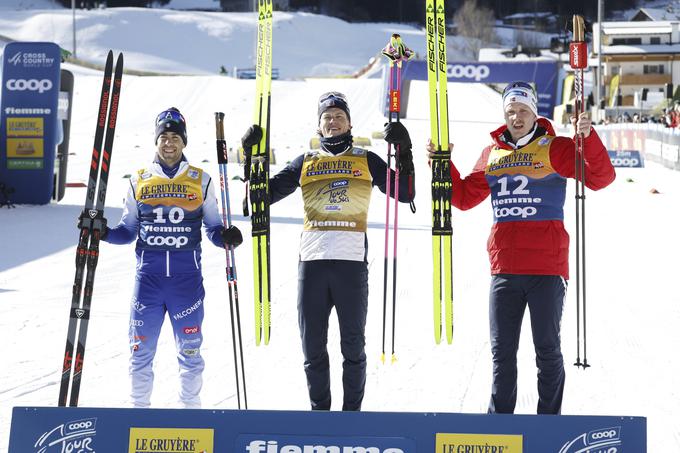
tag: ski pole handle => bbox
[215,112,228,165]
[569,15,587,70]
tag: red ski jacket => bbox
[450,118,615,279]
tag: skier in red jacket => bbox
[427,81,615,414]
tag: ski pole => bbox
[570,15,590,369]
[215,112,248,408]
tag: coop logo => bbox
[6,78,53,93]
[241,436,413,453]
[145,235,189,248]
[33,417,97,453]
[330,180,349,189]
[559,426,622,453]
[608,150,643,168]
[494,206,537,219]
[447,64,490,81]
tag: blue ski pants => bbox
[128,272,206,408]
[488,274,566,415]
[297,260,368,411]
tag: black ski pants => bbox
[297,259,368,411]
[488,274,566,415]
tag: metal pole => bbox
[597,0,603,118]
[72,0,76,58]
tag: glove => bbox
[397,145,414,176]
[383,122,412,148]
[77,212,107,236]
[241,124,263,153]
[221,225,243,248]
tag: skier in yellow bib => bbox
[242,92,415,410]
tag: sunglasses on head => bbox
[503,81,535,94]
[319,91,348,104]
[156,110,185,126]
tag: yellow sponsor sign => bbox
[609,74,620,108]
[436,433,523,453]
[128,427,214,453]
[7,117,44,137]
[7,138,44,158]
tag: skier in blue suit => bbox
[101,107,243,408]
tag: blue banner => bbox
[608,150,644,168]
[9,406,646,452]
[400,60,559,118]
[0,42,61,204]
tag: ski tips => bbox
[391,354,397,364]
[381,353,385,364]
[572,15,585,42]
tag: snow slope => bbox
[0,7,426,78]
[1,6,679,453]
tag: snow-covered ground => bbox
[0,5,426,78]
[1,4,680,453]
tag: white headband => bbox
[503,86,538,116]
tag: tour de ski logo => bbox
[558,426,622,453]
[33,418,97,453]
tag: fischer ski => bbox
[570,14,590,369]
[426,0,454,345]
[244,0,273,346]
[380,34,414,364]
[215,112,248,409]
[59,51,124,406]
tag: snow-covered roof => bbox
[503,12,554,20]
[631,7,680,21]
[478,47,560,62]
[601,21,678,35]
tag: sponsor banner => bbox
[398,60,559,118]
[237,434,415,453]
[7,138,44,158]
[558,426,622,453]
[607,150,644,168]
[129,427,214,453]
[8,407,647,453]
[7,159,44,170]
[595,123,680,170]
[31,416,97,453]
[436,433,523,452]
[7,117,44,136]
[0,42,60,203]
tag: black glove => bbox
[241,124,263,153]
[77,212,108,237]
[397,146,414,176]
[383,122,412,148]
[221,225,243,248]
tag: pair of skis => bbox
[570,15,590,369]
[380,34,414,363]
[59,50,124,407]
[426,0,454,345]
[244,0,274,346]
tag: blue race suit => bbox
[104,156,224,408]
